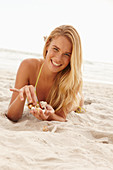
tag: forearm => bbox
[7,95,26,122]
[47,111,67,122]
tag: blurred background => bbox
[0,0,113,84]
[0,0,113,63]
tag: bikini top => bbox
[35,63,44,102]
[27,63,44,107]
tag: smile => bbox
[51,60,62,67]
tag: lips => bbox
[51,59,62,67]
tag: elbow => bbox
[59,114,67,122]
[62,117,67,122]
[6,112,20,122]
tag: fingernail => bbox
[21,97,24,101]
[31,107,35,110]
[42,110,45,114]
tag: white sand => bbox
[0,66,113,170]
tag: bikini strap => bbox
[35,63,44,88]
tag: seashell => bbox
[35,103,39,108]
[31,106,35,110]
[28,103,34,109]
[40,101,46,110]
[43,126,49,132]
[28,102,45,113]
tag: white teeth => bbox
[52,60,61,66]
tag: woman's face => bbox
[45,36,72,73]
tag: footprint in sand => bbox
[84,99,93,105]
[90,130,113,144]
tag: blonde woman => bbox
[7,25,84,122]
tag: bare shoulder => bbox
[20,58,40,68]
[15,58,44,87]
[19,58,44,73]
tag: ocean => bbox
[0,48,113,85]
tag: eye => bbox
[64,53,71,57]
[53,47,59,52]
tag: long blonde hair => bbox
[43,25,83,114]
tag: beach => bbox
[0,49,113,170]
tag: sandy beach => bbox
[0,49,113,170]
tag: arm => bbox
[7,92,26,122]
[48,95,84,121]
[7,59,37,122]
[7,60,29,121]
[46,93,84,121]
[30,102,67,122]
[47,109,67,122]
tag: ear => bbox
[46,45,48,54]
[45,38,51,56]
[46,50,48,55]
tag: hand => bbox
[10,85,37,105]
[30,101,55,121]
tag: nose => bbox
[54,53,62,63]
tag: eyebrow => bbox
[53,45,71,54]
[53,45,60,50]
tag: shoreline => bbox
[1,48,113,85]
[0,48,41,57]
[83,79,113,86]
[1,48,113,65]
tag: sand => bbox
[0,63,113,170]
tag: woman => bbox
[7,25,84,122]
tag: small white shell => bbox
[31,107,35,110]
[42,109,45,114]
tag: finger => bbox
[19,90,24,101]
[30,109,42,120]
[24,86,33,103]
[29,86,37,105]
[10,88,20,93]
[40,109,49,120]
[46,104,54,112]
[43,109,50,116]
[34,108,48,120]
[10,88,24,101]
